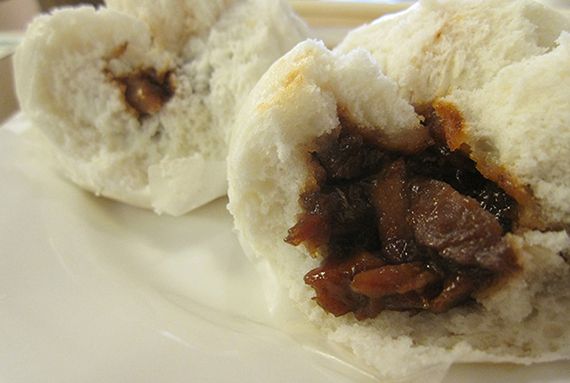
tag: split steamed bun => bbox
[14,0,308,215]
[227,2,570,380]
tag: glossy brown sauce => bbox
[286,108,519,319]
[115,69,174,119]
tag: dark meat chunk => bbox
[350,263,439,298]
[286,184,378,257]
[304,251,386,316]
[285,213,329,254]
[430,272,478,313]
[288,116,519,319]
[312,126,386,182]
[355,292,433,320]
[470,185,517,231]
[407,145,517,232]
[377,292,432,312]
[118,69,174,118]
[370,160,420,263]
[409,179,511,272]
[326,185,376,240]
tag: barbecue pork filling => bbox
[285,107,520,319]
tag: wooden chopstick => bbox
[291,1,413,27]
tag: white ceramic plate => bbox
[2,113,570,383]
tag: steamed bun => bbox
[227,1,570,380]
[14,0,308,214]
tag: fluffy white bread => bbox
[336,0,570,105]
[227,39,570,381]
[14,0,308,215]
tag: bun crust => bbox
[14,0,308,215]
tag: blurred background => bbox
[3,0,402,32]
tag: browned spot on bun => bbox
[284,68,303,88]
[106,42,129,60]
[257,68,304,113]
[433,100,467,151]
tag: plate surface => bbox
[2,114,570,383]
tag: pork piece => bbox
[116,69,174,119]
[312,121,386,182]
[350,262,439,298]
[407,144,517,232]
[430,272,478,313]
[304,251,386,316]
[409,179,513,272]
[286,183,379,257]
[371,160,420,264]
